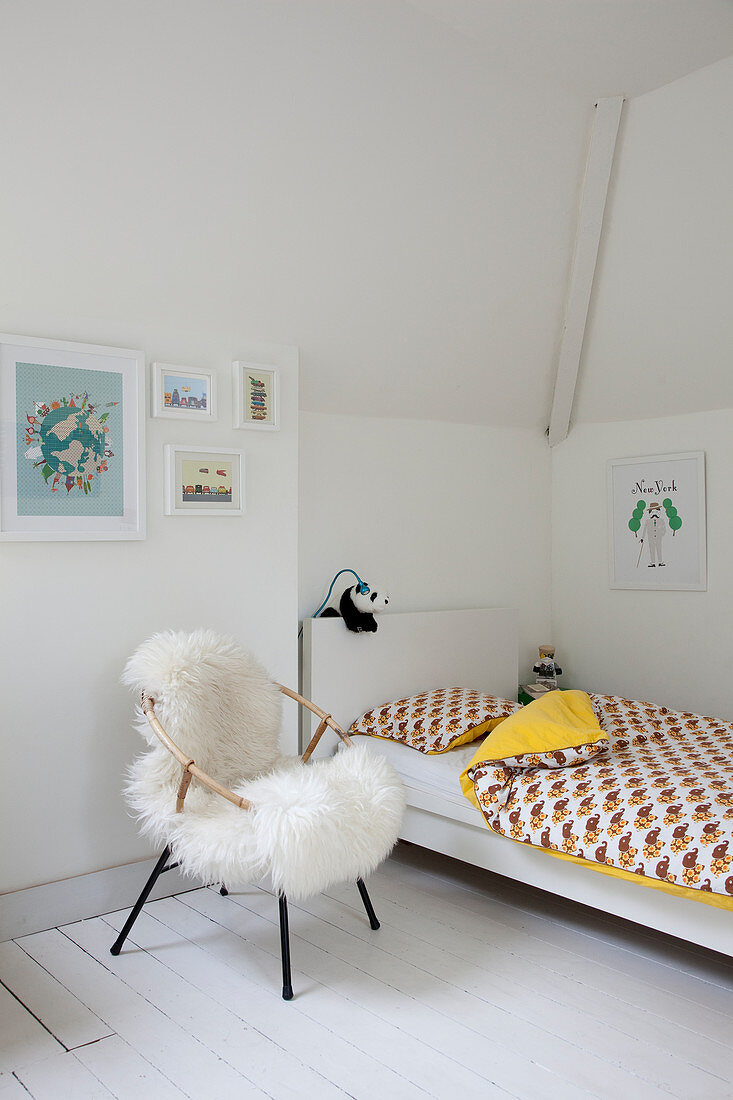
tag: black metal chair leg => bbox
[356,878,380,930]
[278,893,294,1000]
[110,845,171,955]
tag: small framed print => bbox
[152,362,216,421]
[0,333,145,540]
[607,451,706,591]
[165,444,245,516]
[233,362,279,430]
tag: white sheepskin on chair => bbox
[122,628,285,784]
[122,629,405,900]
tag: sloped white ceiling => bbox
[408,0,733,98]
[574,56,733,424]
[1,1,731,427]
[405,1,733,427]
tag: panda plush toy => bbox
[320,584,389,633]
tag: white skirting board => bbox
[0,857,193,942]
[400,796,733,959]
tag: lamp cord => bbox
[298,568,367,637]
[313,569,367,618]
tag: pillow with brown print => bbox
[348,688,520,754]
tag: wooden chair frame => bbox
[110,685,379,999]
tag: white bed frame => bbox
[302,608,732,958]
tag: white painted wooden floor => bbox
[2,843,733,1100]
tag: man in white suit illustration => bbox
[641,502,667,567]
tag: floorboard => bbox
[103,906,438,1100]
[65,916,347,1100]
[15,928,264,1098]
[0,1072,34,1098]
[72,1034,197,1099]
[182,887,627,1100]
[370,856,733,1042]
[0,984,63,1073]
[0,940,112,1051]
[13,1048,113,1098]
[391,844,733,991]
[148,895,509,1098]
[309,883,732,1089]
[2,846,731,1100]
[323,877,732,1081]
[219,884,704,1100]
[396,844,733,991]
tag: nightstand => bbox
[518,684,559,706]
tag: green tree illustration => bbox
[662,497,682,536]
[628,498,646,537]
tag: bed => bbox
[302,608,733,957]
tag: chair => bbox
[113,629,404,999]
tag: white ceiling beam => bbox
[548,96,623,446]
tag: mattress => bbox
[349,733,479,820]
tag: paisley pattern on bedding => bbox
[468,694,733,898]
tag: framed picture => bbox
[0,333,145,541]
[165,444,245,516]
[607,451,706,591]
[233,362,279,430]
[152,362,216,420]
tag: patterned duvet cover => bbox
[468,694,733,901]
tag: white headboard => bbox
[301,608,518,755]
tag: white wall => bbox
[300,413,551,684]
[551,59,733,720]
[0,0,573,898]
[0,317,299,894]
[3,0,730,900]
[552,412,729,718]
[0,0,590,431]
[574,56,733,423]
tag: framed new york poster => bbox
[0,334,145,540]
[607,451,706,591]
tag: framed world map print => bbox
[0,334,145,540]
